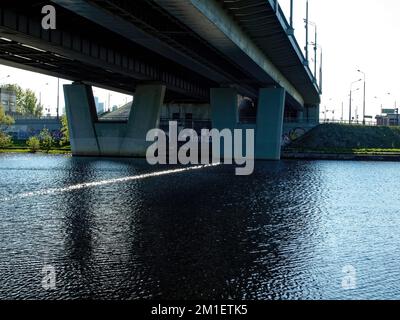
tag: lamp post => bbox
[357,69,366,125]
[289,0,294,30]
[57,78,60,120]
[304,0,309,65]
[309,22,318,81]
[310,41,323,92]
[349,79,362,124]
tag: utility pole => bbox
[349,90,352,124]
[341,102,344,122]
[290,0,294,29]
[305,0,309,65]
[357,70,366,125]
[314,25,318,80]
[57,78,60,119]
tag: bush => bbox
[0,132,12,148]
[39,128,54,153]
[27,136,40,153]
[59,115,70,147]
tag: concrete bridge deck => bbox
[0,0,321,160]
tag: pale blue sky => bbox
[1,0,399,119]
[0,65,131,115]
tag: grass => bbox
[0,143,71,155]
[285,147,400,155]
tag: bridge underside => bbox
[0,0,321,160]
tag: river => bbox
[0,153,399,300]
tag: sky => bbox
[281,0,400,120]
[0,66,131,116]
[1,0,400,119]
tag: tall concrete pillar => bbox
[305,104,320,124]
[297,109,304,123]
[120,84,166,157]
[210,88,239,161]
[210,88,238,130]
[64,83,100,156]
[256,88,286,160]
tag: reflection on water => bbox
[0,153,400,300]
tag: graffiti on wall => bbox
[282,127,306,147]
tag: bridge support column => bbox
[297,110,304,123]
[210,88,238,130]
[120,84,166,157]
[305,104,320,124]
[210,88,238,159]
[64,83,100,156]
[256,88,286,160]
[64,83,165,157]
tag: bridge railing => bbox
[271,0,321,92]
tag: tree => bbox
[59,115,70,146]
[0,105,14,148]
[39,128,54,153]
[0,104,14,126]
[26,136,40,153]
[21,89,43,117]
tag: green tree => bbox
[0,104,15,126]
[21,89,43,117]
[59,115,70,146]
[0,105,14,148]
[39,128,54,153]
[26,136,40,153]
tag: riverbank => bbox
[283,150,400,162]
[0,147,71,155]
[285,124,400,161]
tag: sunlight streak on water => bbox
[1,163,221,202]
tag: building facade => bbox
[0,87,17,114]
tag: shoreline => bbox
[283,152,400,162]
[0,148,71,155]
[2,149,400,162]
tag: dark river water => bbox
[0,153,399,300]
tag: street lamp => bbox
[57,78,60,120]
[349,79,362,124]
[308,21,318,82]
[311,41,323,92]
[304,0,309,65]
[357,69,366,125]
[304,13,319,84]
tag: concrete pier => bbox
[64,83,166,157]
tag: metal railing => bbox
[319,119,378,126]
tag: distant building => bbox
[94,96,105,115]
[376,113,400,126]
[376,108,400,126]
[0,87,17,114]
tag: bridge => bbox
[0,0,321,159]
